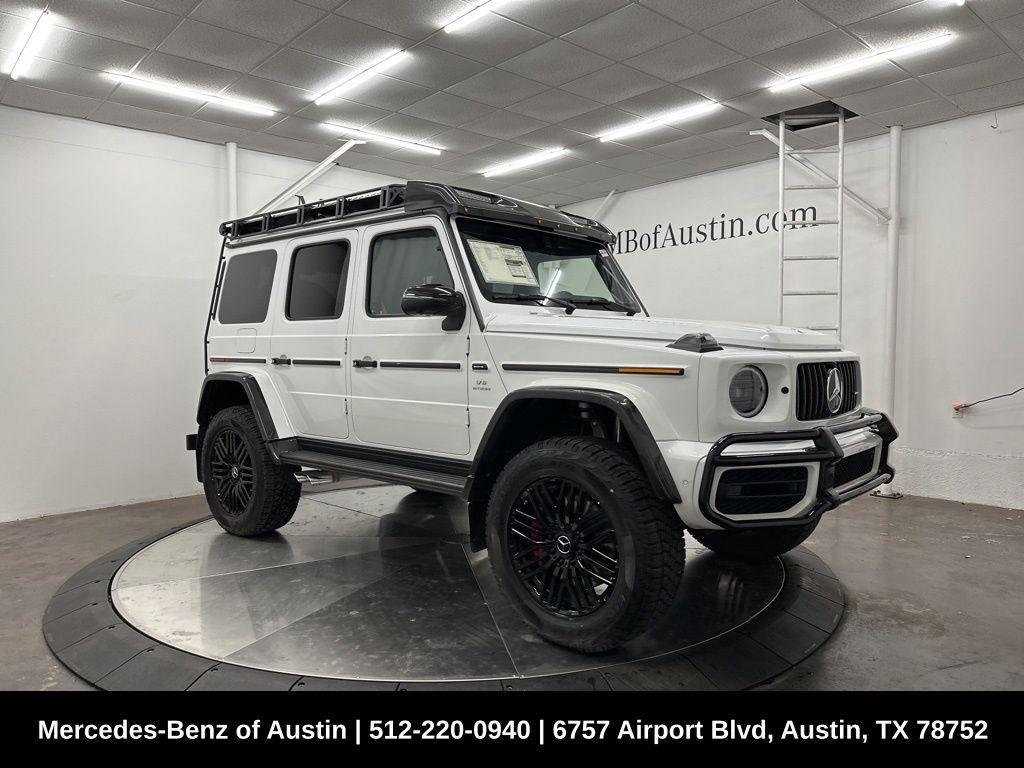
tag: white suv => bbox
[187,181,897,652]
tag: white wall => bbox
[0,106,397,522]
[571,106,1024,510]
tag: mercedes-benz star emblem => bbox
[826,367,844,414]
[556,534,572,555]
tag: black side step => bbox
[277,449,467,495]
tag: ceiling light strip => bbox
[314,50,408,105]
[322,122,442,155]
[770,33,955,92]
[6,8,54,80]
[599,101,720,143]
[105,73,276,115]
[445,0,510,33]
[483,148,569,177]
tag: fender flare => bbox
[464,386,681,504]
[193,373,279,480]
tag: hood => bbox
[483,310,842,352]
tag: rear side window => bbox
[218,250,277,324]
[287,241,350,320]
[367,228,453,317]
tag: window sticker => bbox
[467,239,539,286]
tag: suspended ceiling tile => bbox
[132,0,197,13]
[556,162,622,182]
[1,81,102,117]
[105,79,206,116]
[724,83,822,118]
[601,123,689,151]
[794,115,887,144]
[385,44,487,90]
[426,126,498,154]
[597,149,671,172]
[401,90,495,126]
[172,116,253,143]
[47,0,180,48]
[970,1,1024,23]
[920,53,1024,97]
[602,171,659,191]
[702,0,835,58]
[679,60,780,101]
[364,111,450,141]
[797,0,920,26]
[845,0,982,51]
[612,84,706,118]
[190,0,326,45]
[835,78,940,115]
[563,4,690,60]
[645,133,727,159]
[754,29,872,79]
[251,48,354,93]
[88,100,186,133]
[0,11,25,50]
[625,34,743,82]
[703,119,776,146]
[876,24,1012,76]
[560,63,664,105]
[559,104,645,137]
[221,75,315,114]
[335,74,434,112]
[498,0,630,36]
[505,88,602,122]
[636,155,706,181]
[989,11,1024,49]
[805,61,908,99]
[336,0,474,40]
[569,138,638,162]
[948,76,1024,112]
[867,97,964,127]
[35,25,149,73]
[266,114,334,143]
[158,19,279,73]
[291,15,412,68]
[520,173,588,193]
[12,58,116,99]
[425,15,550,66]
[133,50,243,92]
[193,101,284,131]
[513,123,593,150]
[460,108,548,139]
[445,67,548,107]
[498,38,612,87]
[675,104,753,133]
[637,0,776,31]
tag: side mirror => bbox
[401,284,466,331]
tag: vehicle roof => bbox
[218,181,614,248]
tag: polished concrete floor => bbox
[2,485,1022,690]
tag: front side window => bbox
[218,249,277,324]
[457,219,641,313]
[367,228,453,317]
[287,241,350,320]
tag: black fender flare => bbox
[192,373,279,480]
[463,387,681,549]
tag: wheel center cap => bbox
[230,466,239,479]
[555,534,572,555]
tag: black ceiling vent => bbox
[764,100,858,131]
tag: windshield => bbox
[456,218,643,313]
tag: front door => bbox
[268,232,354,440]
[349,217,469,455]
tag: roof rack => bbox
[218,181,615,245]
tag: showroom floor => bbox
[3,485,1021,691]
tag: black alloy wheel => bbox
[507,477,619,617]
[209,428,255,516]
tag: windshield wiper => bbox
[492,292,577,314]
[570,297,640,316]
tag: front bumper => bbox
[694,409,897,529]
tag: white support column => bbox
[876,124,903,499]
[225,141,238,220]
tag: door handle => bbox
[271,355,291,366]
[353,356,378,368]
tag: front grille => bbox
[834,448,875,487]
[796,361,860,420]
[715,466,808,516]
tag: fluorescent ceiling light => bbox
[5,8,54,80]
[314,50,407,105]
[106,72,276,115]
[445,0,511,33]
[770,33,955,92]
[483,148,568,177]
[599,102,720,143]
[322,122,442,155]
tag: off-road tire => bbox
[688,519,819,561]
[486,437,684,653]
[201,406,300,536]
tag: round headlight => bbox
[729,366,768,417]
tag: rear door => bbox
[207,246,278,366]
[267,231,355,441]
[349,217,470,455]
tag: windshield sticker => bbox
[467,239,539,286]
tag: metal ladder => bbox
[777,111,845,338]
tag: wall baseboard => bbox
[892,446,1024,512]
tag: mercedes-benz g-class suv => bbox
[187,181,896,652]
